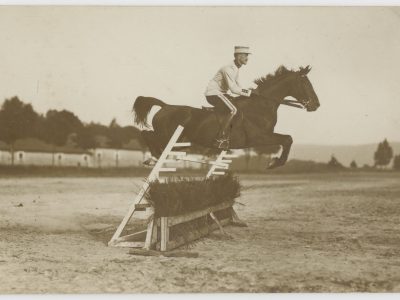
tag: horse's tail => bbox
[132,96,167,128]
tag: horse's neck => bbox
[259,77,293,101]
[236,95,279,113]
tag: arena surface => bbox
[1,172,399,293]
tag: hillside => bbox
[289,142,400,167]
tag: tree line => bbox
[1,96,399,170]
[0,96,145,164]
[373,139,399,169]
[330,138,400,171]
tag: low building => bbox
[0,138,92,167]
[91,148,147,168]
[0,138,149,168]
[0,138,206,169]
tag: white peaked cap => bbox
[234,46,251,54]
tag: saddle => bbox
[201,106,231,115]
[201,105,242,119]
[201,106,215,112]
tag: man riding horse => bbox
[134,52,320,169]
[205,46,253,149]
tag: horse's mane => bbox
[254,65,295,90]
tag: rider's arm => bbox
[222,67,252,97]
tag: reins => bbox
[280,99,305,109]
[252,93,305,110]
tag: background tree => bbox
[106,119,144,147]
[107,118,123,149]
[328,155,344,169]
[75,127,97,150]
[374,139,393,168]
[0,97,171,169]
[393,154,400,171]
[350,160,358,169]
[0,96,40,165]
[42,109,83,165]
[80,122,109,149]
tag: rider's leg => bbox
[217,94,237,136]
[205,94,237,148]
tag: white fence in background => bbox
[0,148,204,169]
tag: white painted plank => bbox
[109,125,185,246]
[212,171,225,175]
[167,200,234,227]
[159,167,177,172]
[220,159,232,163]
[169,151,187,157]
[174,142,191,147]
[223,154,238,158]
[113,241,145,248]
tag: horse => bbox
[133,65,320,169]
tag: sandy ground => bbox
[0,172,400,293]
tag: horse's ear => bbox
[299,65,311,75]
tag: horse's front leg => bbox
[253,133,293,169]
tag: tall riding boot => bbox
[214,114,234,149]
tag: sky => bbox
[0,6,399,145]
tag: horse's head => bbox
[254,65,320,112]
[290,66,320,112]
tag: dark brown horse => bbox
[133,65,320,169]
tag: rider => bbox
[205,46,253,149]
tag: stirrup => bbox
[214,137,230,150]
[143,156,158,167]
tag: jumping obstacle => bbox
[108,125,245,253]
[206,150,238,178]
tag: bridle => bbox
[253,92,308,110]
[280,98,307,109]
[253,73,312,110]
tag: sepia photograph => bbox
[0,3,399,294]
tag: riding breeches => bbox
[205,94,238,116]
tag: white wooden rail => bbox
[206,150,238,178]
[108,125,242,252]
[108,125,189,247]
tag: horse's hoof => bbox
[267,158,281,169]
[214,140,230,150]
[143,157,158,167]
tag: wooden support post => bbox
[160,217,169,252]
[209,212,228,236]
[230,207,248,227]
[151,219,158,246]
[144,217,155,250]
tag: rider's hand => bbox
[249,87,260,96]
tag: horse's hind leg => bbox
[269,133,293,169]
[141,130,163,159]
[251,133,293,169]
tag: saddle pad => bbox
[201,106,215,112]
